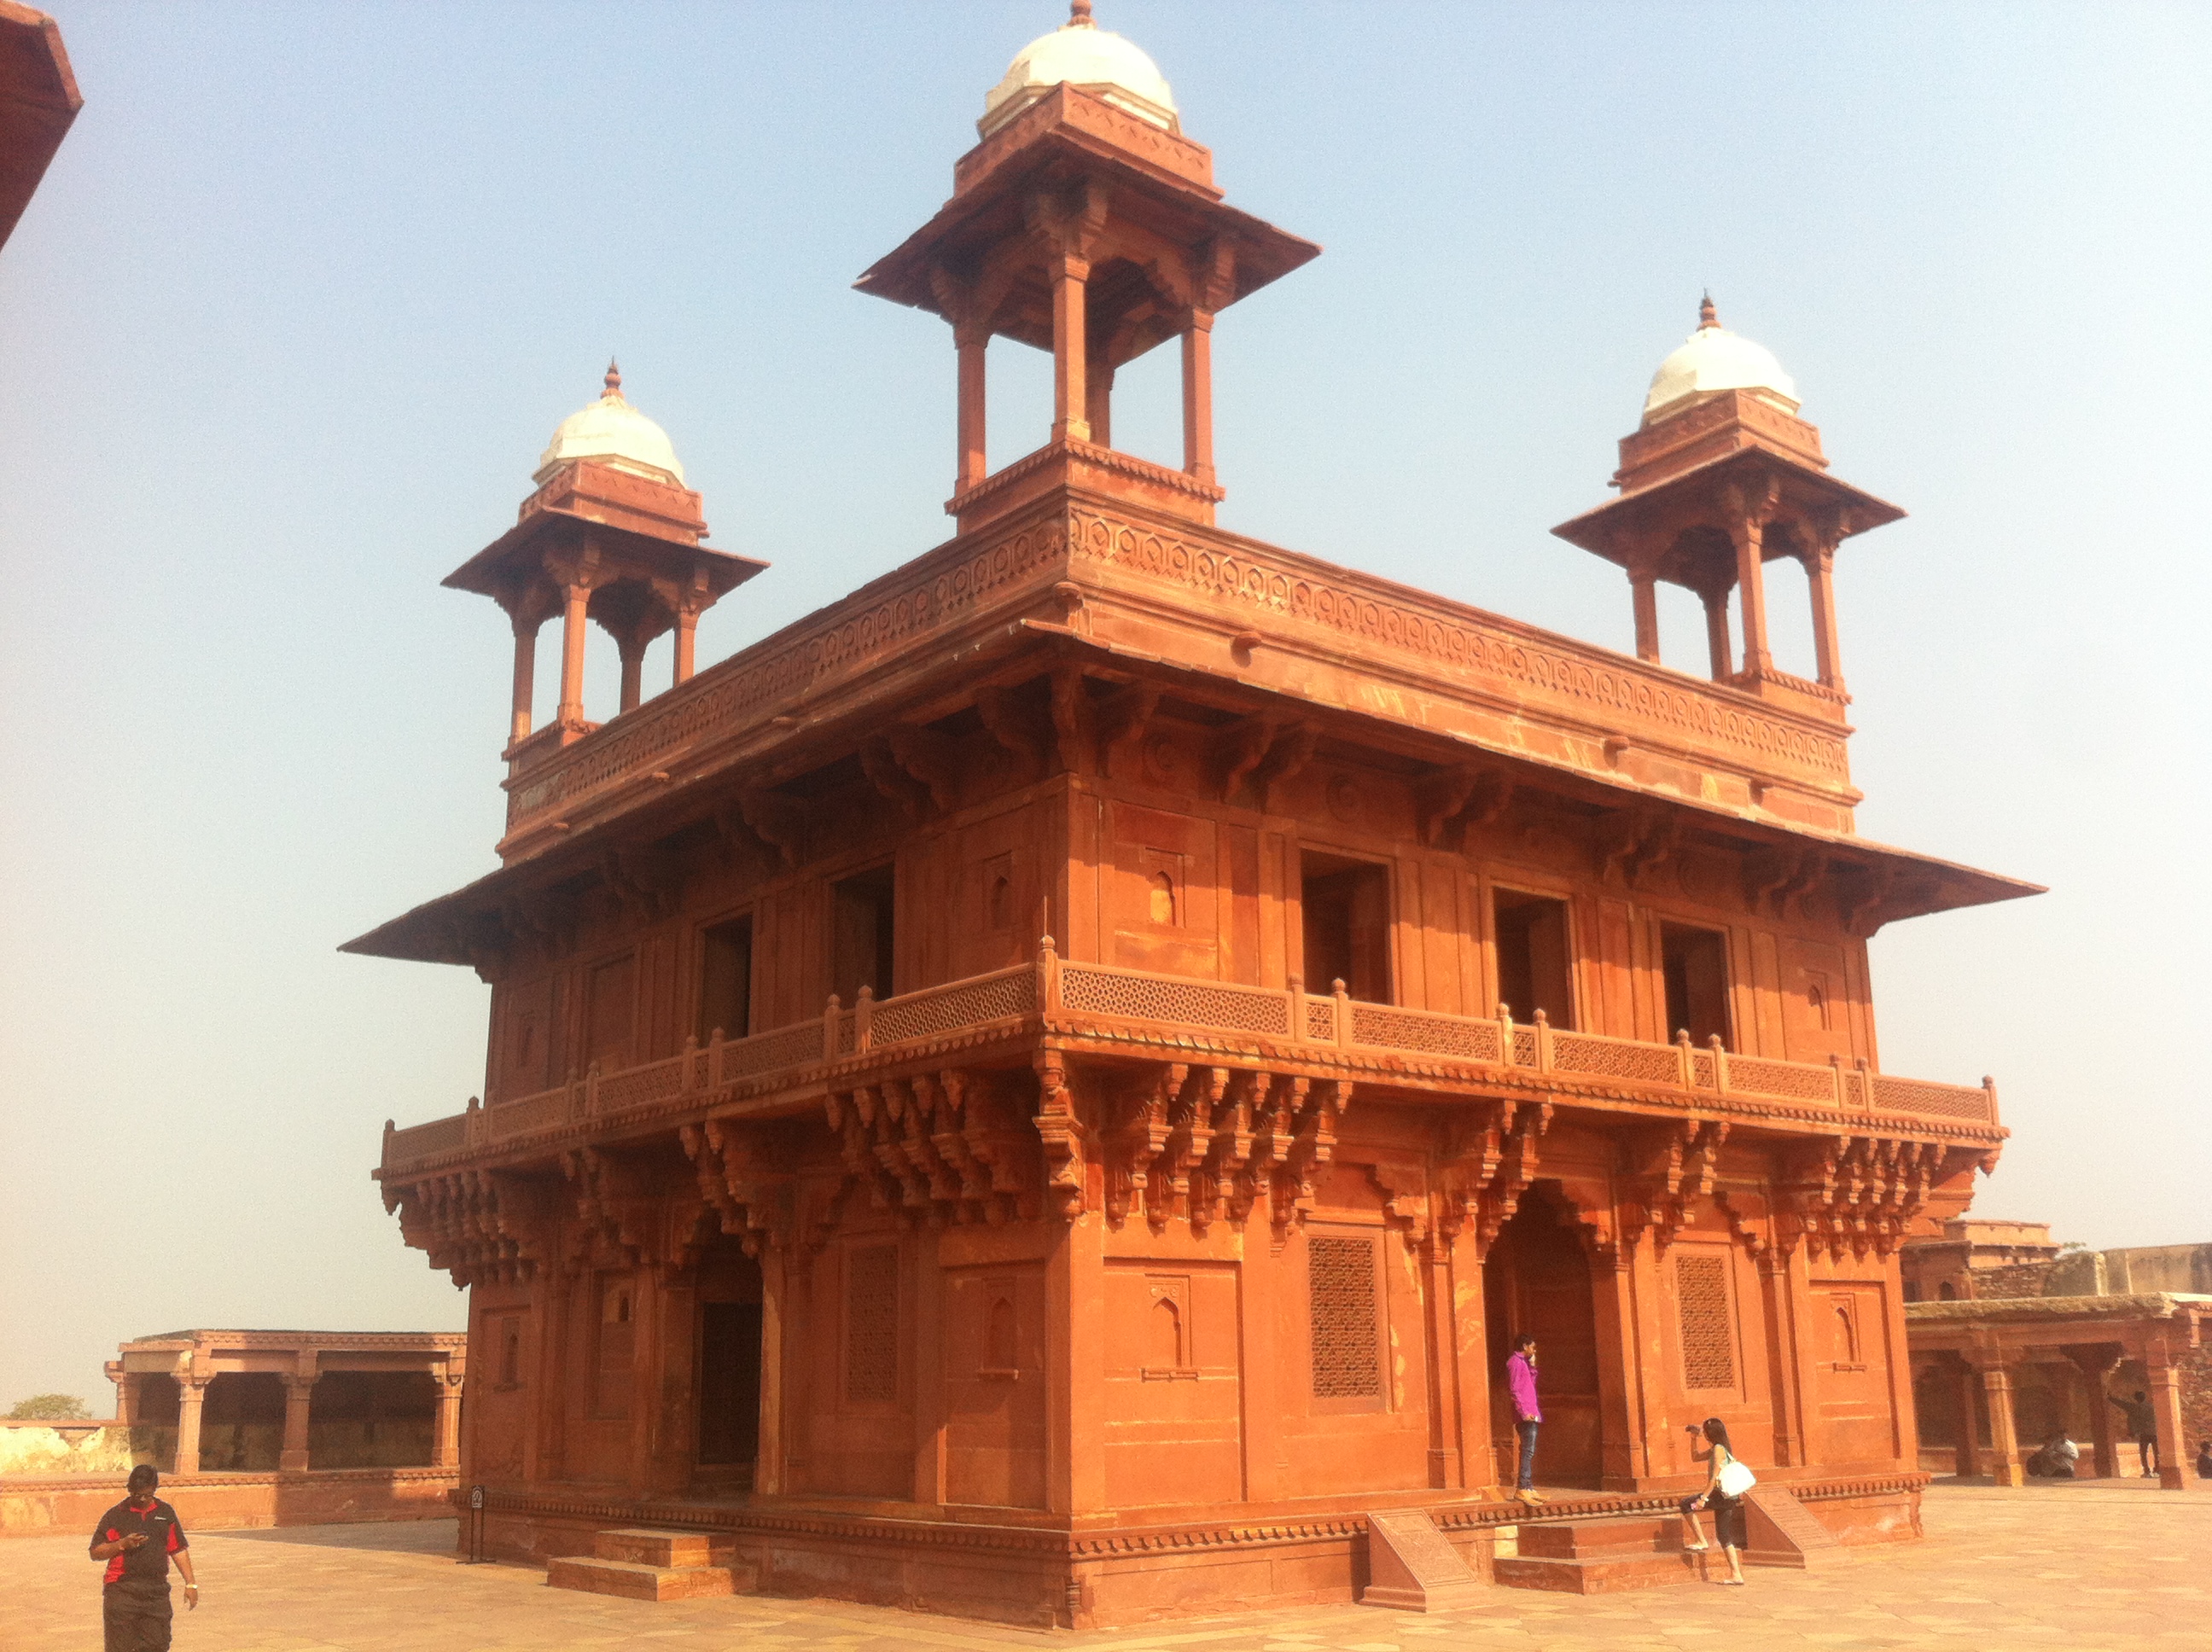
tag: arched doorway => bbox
[1483,1186,1603,1488]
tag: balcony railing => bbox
[380,950,1999,1174]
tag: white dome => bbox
[981,2,1178,138]
[534,363,685,486]
[1643,299,1799,424]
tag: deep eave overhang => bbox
[340,609,2041,969]
[0,2,81,251]
[442,507,767,599]
[1552,446,1907,564]
[853,122,1320,328]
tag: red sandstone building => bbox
[354,6,2040,1624]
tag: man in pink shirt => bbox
[1506,1333,1544,1504]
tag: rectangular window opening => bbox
[697,916,754,1042]
[1661,922,1731,1049]
[1493,888,1575,1029]
[831,864,897,1003]
[1301,852,1392,1003]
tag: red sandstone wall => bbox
[0,1469,457,1538]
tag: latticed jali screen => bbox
[1675,1252,1736,1390]
[844,1243,900,1405]
[1307,1236,1381,1399]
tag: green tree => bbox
[7,1393,91,1421]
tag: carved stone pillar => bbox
[1050,254,1092,445]
[107,1364,132,1428]
[1181,309,1215,484]
[434,1370,464,1470]
[1727,512,1773,676]
[1805,543,1845,689]
[646,1265,699,1496]
[173,1377,207,1478]
[616,636,646,715]
[1976,1358,2025,1486]
[753,1246,789,1496]
[556,581,591,725]
[1085,361,1115,451]
[279,1366,316,1474]
[1629,568,1661,664]
[508,615,538,745]
[529,1269,573,1484]
[2145,1342,2189,1491]
[1700,587,1732,681]
[1417,1234,1460,1490]
[1953,1358,1982,1479]
[672,601,701,689]
[954,322,989,492]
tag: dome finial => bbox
[1068,0,1095,27]
[1697,292,1718,331]
[603,358,623,400]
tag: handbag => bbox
[1716,1456,1757,1498]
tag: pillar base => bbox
[947,439,1224,536]
[2158,1465,2187,1491]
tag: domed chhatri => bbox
[1641,295,1799,426]
[535,358,686,486]
[981,0,1178,138]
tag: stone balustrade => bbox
[380,949,2000,1177]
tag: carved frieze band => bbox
[1067,508,1849,782]
[508,515,1072,829]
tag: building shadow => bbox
[205,1517,457,1554]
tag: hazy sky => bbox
[3,2,2207,1408]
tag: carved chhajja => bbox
[387,1169,546,1288]
[1620,1117,1731,1251]
[1102,1062,1350,1238]
[560,1145,706,1273]
[824,1068,1037,1226]
[1435,1096,1553,1249]
[1733,1132,1962,1261]
[678,1120,795,1258]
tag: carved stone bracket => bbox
[388,1169,546,1289]
[679,1120,795,1258]
[1096,1064,1349,1239]
[1095,683,1160,779]
[828,1068,1037,1227]
[1595,806,1679,888]
[1766,1133,1955,1260]
[736,788,806,869]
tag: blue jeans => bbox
[1516,1419,1540,1490]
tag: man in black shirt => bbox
[2110,1390,2159,1476]
[89,1464,198,1650]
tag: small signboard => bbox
[460,1483,488,1564]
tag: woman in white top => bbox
[1678,1416,1749,1585]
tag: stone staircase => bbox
[546,1527,754,1601]
[1493,1513,1703,1594]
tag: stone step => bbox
[546,1554,742,1602]
[1516,1515,1683,1562]
[591,1527,731,1569]
[1493,1547,1703,1595]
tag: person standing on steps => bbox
[1506,1332,1544,1504]
[90,1463,198,1650]
[1677,1417,1751,1585]
[2110,1390,2158,1476]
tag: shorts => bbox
[1680,1490,1748,1550]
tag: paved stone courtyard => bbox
[3,1482,2203,1652]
